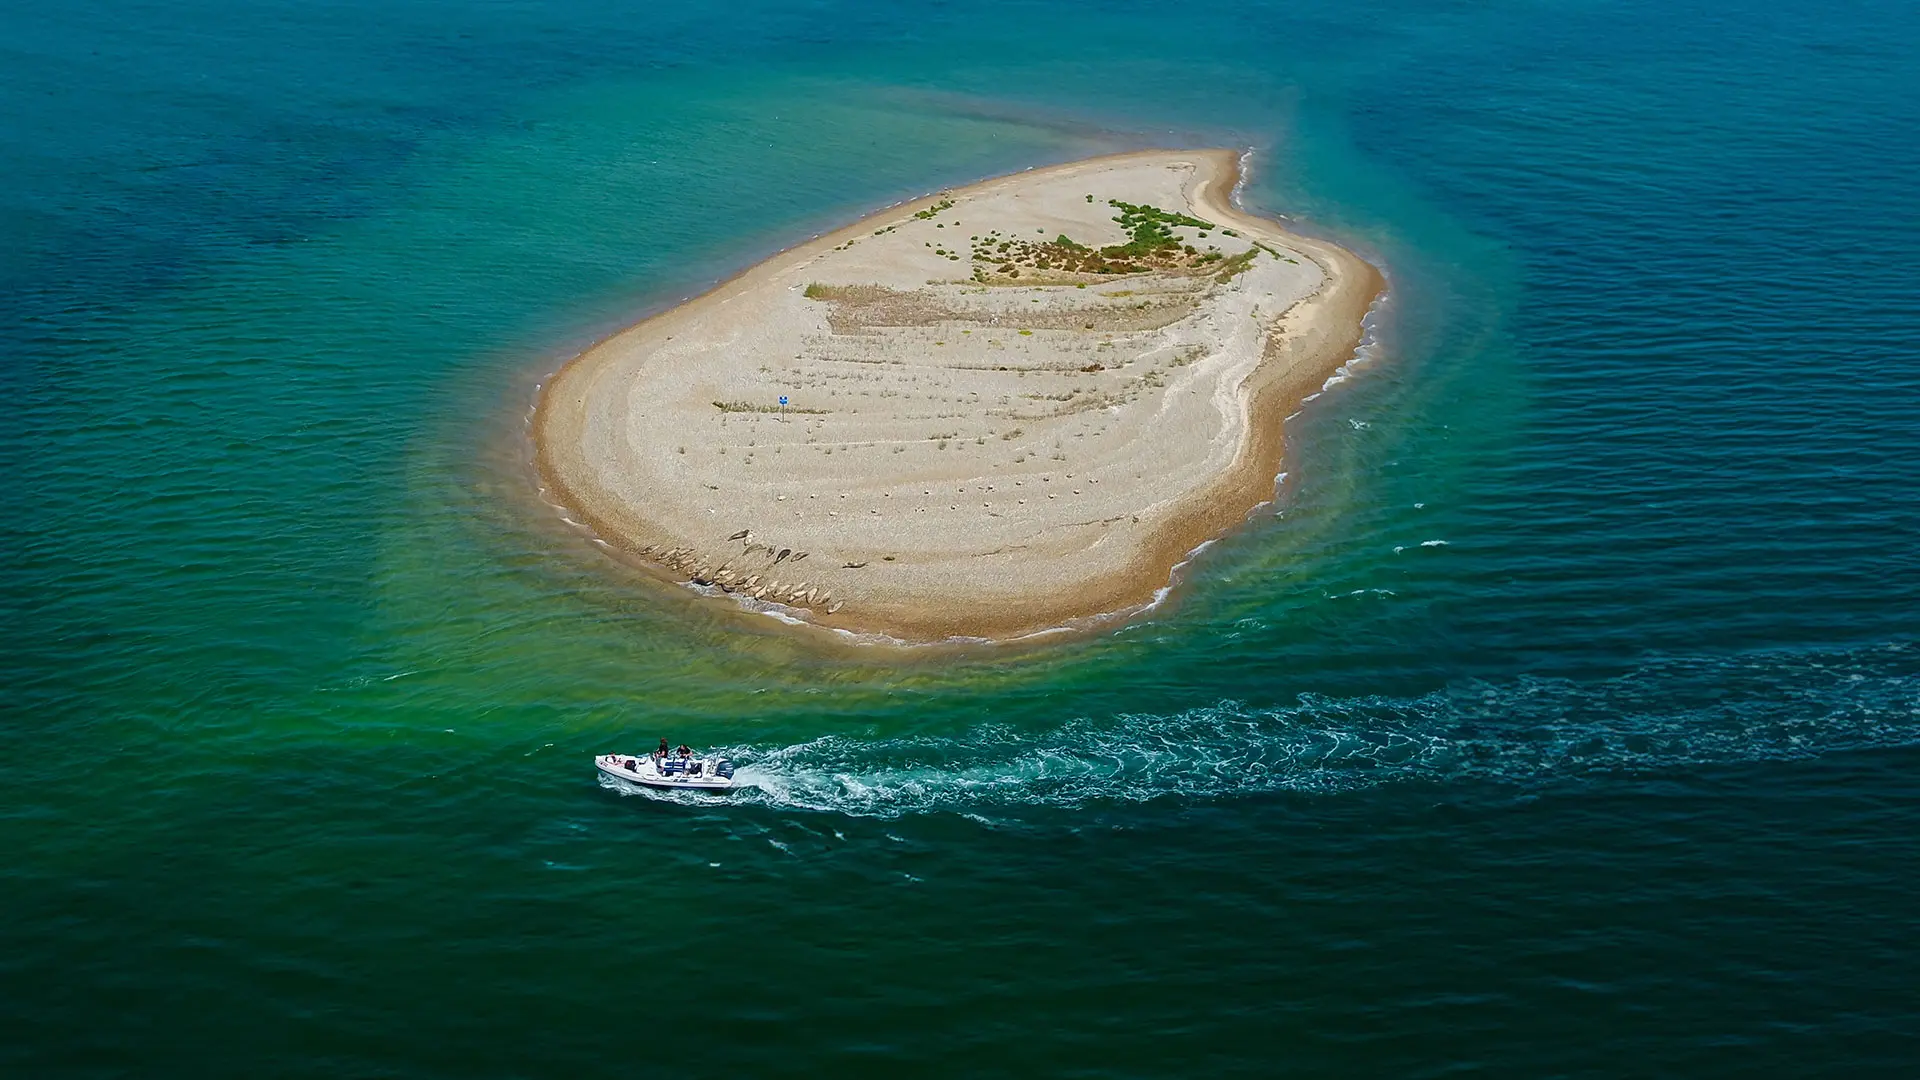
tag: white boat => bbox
[596,752,739,792]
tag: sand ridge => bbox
[536,149,1384,642]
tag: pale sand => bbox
[536,149,1384,642]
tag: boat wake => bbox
[680,643,1918,819]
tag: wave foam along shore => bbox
[536,149,1384,642]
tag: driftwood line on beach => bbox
[639,529,844,615]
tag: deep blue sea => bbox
[4,1,1918,1075]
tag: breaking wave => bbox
[610,643,1920,818]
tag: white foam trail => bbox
[666,645,1918,820]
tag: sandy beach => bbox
[535,149,1383,641]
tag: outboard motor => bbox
[715,760,736,780]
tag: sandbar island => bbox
[536,149,1383,641]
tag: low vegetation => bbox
[803,282,893,302]
[1105,199,1214,257]
[1213,249,1258,283]
[963,198,1238,283]
[912,198,956,221]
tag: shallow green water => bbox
[5,1,1918,1074]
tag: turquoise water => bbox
[5,0,1918,1073]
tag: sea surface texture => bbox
[4,1,1917,1075]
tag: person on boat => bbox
[656,738,669,761]
[677,744,692,759]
